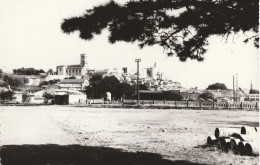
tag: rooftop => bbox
[67,65,83,68]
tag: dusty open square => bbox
[0,106,259,165]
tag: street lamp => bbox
[135,58,141,106]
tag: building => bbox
[28,96,45,104]
[12,91,23,103]
[56,54,88,77]
[243,94,259,102]
[26,76,41,86]
[54,90,86,105]
[146,62,163,80]
[58,79,89,90]
[87,69,109,77]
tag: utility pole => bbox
[236,73,238,102]
[135,58,141,106]
[233,75,235,102]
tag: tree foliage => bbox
[97,76,120,96]
[198,92,214,101]
[0,69,3,78]
[22,93,29,102]
[23,77,29,84]
[61,0,258,61]
[249,89,259,94]
[43,92,54,100]
[0,82,8,88]
[65,76,77,79]
[0,91,14,101]
[115,82,133,99]
[139,84,149,90]
[207,83,228,90]
[136,91,182,100]
[85,76,128,99]
[39,81,49,87]
[13,68,45,75]
[47,69,54,75]
[3,75,24,87]
[39,79,61,87]
[84,75,104,99]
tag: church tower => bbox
[80,54,88,67]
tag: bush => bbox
[249,89,259,94]
[13,68,45,75]
[3,75,24,87]
[0,91,14,100]
[39,81,49,86]
[43,92,54,100]
[0,82,8,88]
[198,92,214,101]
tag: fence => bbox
[122,99,259,110]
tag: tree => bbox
[84,75,104,99]
[0,91,14,101]
[97,76,120,98]
[65,76,76,79]
[0,82,8,88]
[0,69,3,78]
[61,0,258,61]
[53,79,61,84]
[115,82,133,99]
[43,92,54,101]
[23,77,29,84]
[85,86,95,99]
[3,75,9,82]
[164,91,182,101]
[22,93,29,102]
[249,89,259,94]
[39,81,49,87]
[49,80,55,85]
[3,75,24,87]
[207,83,228,90]
[13,68,45,75]
[47,69,54,75]
[198,92,214,101]
[139,84,149,90]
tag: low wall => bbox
[122,99,259,110]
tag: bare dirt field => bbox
[0,106,259,165]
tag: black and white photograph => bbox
[0,0,259,164]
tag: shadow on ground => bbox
[0,144,205,165]
[228,121,259,127]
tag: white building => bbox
[56,54,88,77]
[28,96,45,104]
[26,76,41,86]
[58,79,89,90]
[54,90,86,105]
[12,91,23,103]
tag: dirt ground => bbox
[0,106,259,165]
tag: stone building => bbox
[56,54,88,77]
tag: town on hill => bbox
[0,54,259,108]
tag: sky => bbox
[0,0,259,89]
